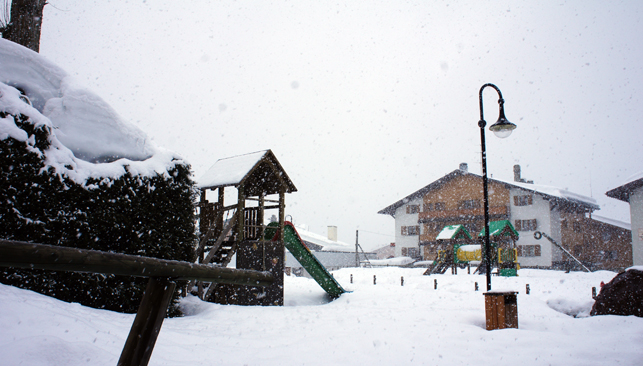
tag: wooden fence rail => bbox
[0,239,275,366]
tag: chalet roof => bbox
[606,171,643,202]
[436,224,472,241]
[478,220,519,240]
[377,168,599,217]
[197,149,297,196]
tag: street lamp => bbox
[478,83,516,291]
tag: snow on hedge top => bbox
[0,39,183,183]
[0,39,154,162]
[197,150,268,189]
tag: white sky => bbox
[37,0,643,250]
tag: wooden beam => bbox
[118,277,176,366]
[0,239,274,286]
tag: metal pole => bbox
[355,230,359,267]
[479,83,502,292]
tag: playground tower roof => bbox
[197,149,297,196]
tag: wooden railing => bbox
[0,239,274,366]
[418,205,508,221]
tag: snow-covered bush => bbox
[0,39,196,315]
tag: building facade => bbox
[606,173,643,266]
[379,164,633,271]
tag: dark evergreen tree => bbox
[0,111,197,315]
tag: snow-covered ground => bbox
[1,267,641,366]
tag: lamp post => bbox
[478,83,516,291]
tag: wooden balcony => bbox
[418,205,508,222]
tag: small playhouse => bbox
[425,220,519,276]
[195,150,297,306]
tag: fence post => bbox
[475,282,479,291]
[350,274,353,284]
[526,284,530,295]
[592,287,597,299]
[373,275,377,285]
[401,276,404,286]
[118,277,176,366]
[434,279,437,290]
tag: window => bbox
[513,195,533,206]
[406,205,420,214]
[459,199,481,209]
[401,225,420,236]
[424,202,446,211]
[401,247,419,258]
[517,245,541,257]
[515,219,537,231]
[573,221,582,233]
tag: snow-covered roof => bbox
[197,149,296,195]
[378,168,599,216]
[606,171,643,202]
[198,150,268,188]
[436,224,471,240]
[591,215,631,231]
[293,224,352,252]
[501,179,599,210]
[0,39,183,184]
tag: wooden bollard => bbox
[434,279,437,289]
[401,276,404,286]
[526,284,530,295]
[374,275,376,285]
[475,282,479,291]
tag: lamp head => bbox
[489,100,516,138]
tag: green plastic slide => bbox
[264,222,348,298]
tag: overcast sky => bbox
[37,0,643,250]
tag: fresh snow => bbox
[0,39,183,184]
[197,150,268,189]
[2,268,642,366]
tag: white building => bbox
[606,172,643,266]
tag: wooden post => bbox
[373,275,376,285]
[434,279,437,289]
[526,284,530,295]
[350,274,353,284]
[475,282,479,291]
[237,186,245,242]
[118,277,176,366]
[401,276,404,286]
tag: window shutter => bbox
[401,226,408,235]
[532,219,538,230]
[514,220,522,231]
[528,195,533,205]
[513,196,519,206]
[406,206,410,214]
[516,246,523,256]
[535,245,541,256]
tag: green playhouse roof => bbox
[478,220,519,240]
[436,224,472,240]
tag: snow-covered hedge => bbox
[0,40,196,315]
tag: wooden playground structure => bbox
[194,150,297,306]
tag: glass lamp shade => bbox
[489,115,516,139]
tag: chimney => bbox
[327,226,338,242]
[459,163,468,172]
[513,164,522,182]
